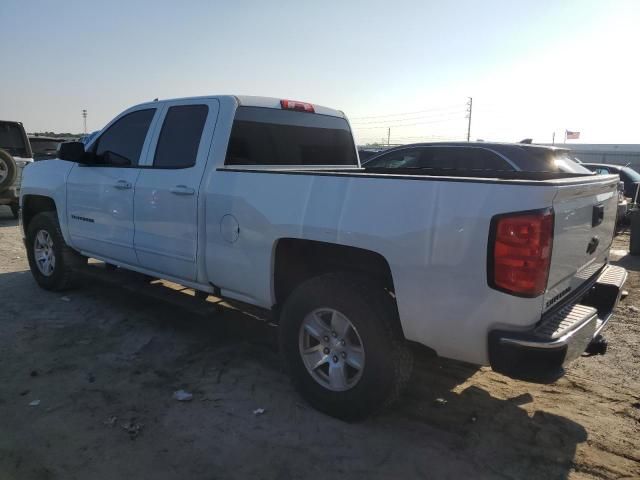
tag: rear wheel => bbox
[26,211,86,291]
[279,272,413,420]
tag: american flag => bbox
[566,130,580,140]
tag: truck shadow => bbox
[387,352,587,478]
[0,207,18,227]
[0,264,587,479]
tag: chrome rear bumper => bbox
[488,264,627,382]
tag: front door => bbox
[66,108,158,265]
[133,99,219,281]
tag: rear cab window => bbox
[225,107,357,167]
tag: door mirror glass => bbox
[57,141,86,162]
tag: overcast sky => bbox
[1,0,639,144]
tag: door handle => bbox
[114,180,132,190]
[170,185,195,196]
[592,204,604,227]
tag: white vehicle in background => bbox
[0,120,33,218]
[19,95,627,419]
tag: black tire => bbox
[25,211,86,291]
[279,272,413,421]
[0,149,17,193]
[10,204,19,219]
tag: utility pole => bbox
[465,97,473,142]
[81,109,87,134]
[552,131,555,145]
[387,127,391,146]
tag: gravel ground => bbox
[0,206,638,480]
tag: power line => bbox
[356,134,462,143]
[383,134,461,140]
[349,104,465,121]
[351,109,466,126]
[352,114,465,130]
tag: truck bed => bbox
[221,166,600,183]
[205,164,618,363]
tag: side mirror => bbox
[57,142,86,162]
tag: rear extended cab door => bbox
[133,98,219,281]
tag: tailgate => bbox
[543,176,618,313]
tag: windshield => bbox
[622,166,640,183]
[0,122,28,157]
[508,147,593,174]
[549,153,592,173]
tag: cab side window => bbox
[94,109,155,166]
[365,149,421,168]
[594,167,610,175]
[153,105,209,168]
[420,148,514,170]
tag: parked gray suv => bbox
[0,121,33,218]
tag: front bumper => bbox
[489,264,627,383]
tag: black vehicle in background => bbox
[362,142,591,174]
[29,136,62,161]
[357,147,387,163]
[363,143,634,225]
[580,163,640,201]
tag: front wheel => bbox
[279,273,413,420]
[26,211,85,291]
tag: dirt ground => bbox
[0,206,638,480]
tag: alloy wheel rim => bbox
[34,230,56,276]
[298,308,365,392]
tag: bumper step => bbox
[534,304,597,340]
[489,264,627,383]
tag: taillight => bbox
[488,208,554,297]
[280,99,315,113]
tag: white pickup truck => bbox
[19,95,627,419]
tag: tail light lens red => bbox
[488,209,554,297]
[280,99,315,113]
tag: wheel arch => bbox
[272,238,405,338]
[22,194,58,235]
